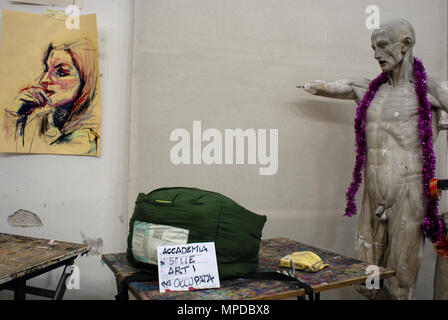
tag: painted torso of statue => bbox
[366,83,422,209]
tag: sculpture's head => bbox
[371,19,415,73]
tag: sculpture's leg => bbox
[354,190,388,299]
[384,180,425,300]
[434,255,448,299]
[354,179,425,300]
[434,213,448,300]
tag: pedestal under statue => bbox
[302,19,448,300]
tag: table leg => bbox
[14,279,26,300]
[1,256,80,300]
[115,277,129,300]
[298,292,320,301]
[53,260,74,300]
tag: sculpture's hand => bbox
[300,80,327,95]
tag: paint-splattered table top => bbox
[0,233,90,285]
[257,238,394,293]
[102,252,306,300]
[102,238,395,300]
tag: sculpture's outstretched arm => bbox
[301,79,369,102]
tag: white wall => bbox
[129,0,447,300]
[0,0,133,299]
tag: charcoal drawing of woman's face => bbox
[39,50,81,108]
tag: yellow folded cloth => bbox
[280,251,329,272]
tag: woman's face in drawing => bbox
[39,50,81,107]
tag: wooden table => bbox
[102,238,395,300]
[0,233,90,300]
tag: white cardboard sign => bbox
[157,242,220,293]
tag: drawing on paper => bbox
[3,38,99,155]
[0,10,101,156]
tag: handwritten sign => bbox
[157,242,221,293]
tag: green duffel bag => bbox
[127,187,267,279]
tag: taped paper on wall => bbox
[0,10,101,156]
[11,0,83,8]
